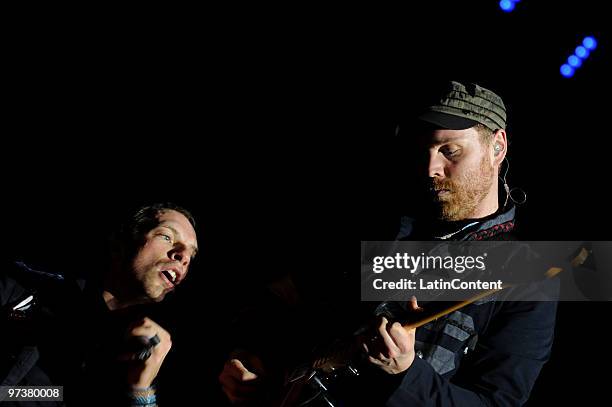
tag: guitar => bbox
[271,247,589,407]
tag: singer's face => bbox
[129,209,198,302]
[415,127,496,221]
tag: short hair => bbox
[114,202,196,254]
[474,123,495,146]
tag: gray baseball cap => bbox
[418,81,507,131]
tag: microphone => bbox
[126,334,161,361]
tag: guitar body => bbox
[225,246,587,406]
[273,362,358,407]
[268,297,509,406]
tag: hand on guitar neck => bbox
[361,296,423,375]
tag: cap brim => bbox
[417,111,479,130]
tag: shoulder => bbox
[1,260,84,315]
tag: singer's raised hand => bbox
[122,317,172,388]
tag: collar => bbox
[397,204,516,241]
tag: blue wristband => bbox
[127,386,157,406]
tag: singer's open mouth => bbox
[160,271,176,288]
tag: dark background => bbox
[3,1,610,405]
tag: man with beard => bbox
[1,203,198,406]
[397,81,515,239]
[218,82,557,406]
[358,81,558,406]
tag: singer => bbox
[1,203,198,406]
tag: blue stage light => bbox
[499,0,515,12]
[575,46,590,59]
[583,36,597,50]
[561,36,598,78]
[568,55,582,68]
[560,64,575,78]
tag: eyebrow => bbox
[159,225,199,257]
[428,136,467,147]
[429,136,469,147]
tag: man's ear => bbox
[492,129,508,166]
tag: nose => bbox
[170,247,190,267]
[428,151,445,179]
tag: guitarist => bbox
[220,81,559,406]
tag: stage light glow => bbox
[575,46,589,59]
[568,55,582,68]
[560,64,575,78]
[499,0,515,12]
[583,36,597,50]
[561,36,598,78]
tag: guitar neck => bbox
[400,264,566,329]
[402,288,501,330]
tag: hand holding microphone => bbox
[126,333,162,361]
[120,317,172,388]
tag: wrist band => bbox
[127,386,157,406]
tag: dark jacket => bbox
[379,205,559,406]
[220,205,558,406]
[1,261,151,406]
